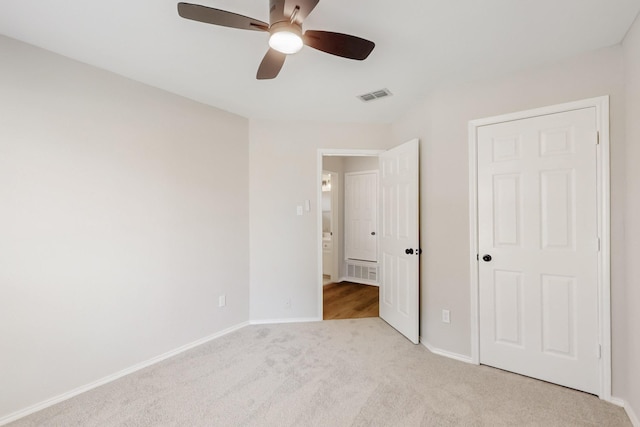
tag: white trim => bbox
[334,275,381,287]
[420,339,474,364]
[0,321,249,426]
[320,149,385,157]
[343,277,380,287]
[317,149,385,320]
[330,171,340,282]
[626,401,640,427]
[610,397,625,407]
[468,96,612,400]
[468,118,481,365]
[321,169,340,283]
[249,317,322,325]
[610,398,640,427]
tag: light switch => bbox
[304,200,311,211]
[296,206,303,216]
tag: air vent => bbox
[358,88,393,102]
[345,260,379,285]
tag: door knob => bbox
[371,232,376,235]
[482,254,492,262]
[405,248,414,254]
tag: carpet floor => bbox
[10,318,630,426]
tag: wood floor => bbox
[323,281,379,320]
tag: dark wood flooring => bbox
[323,281,379,320]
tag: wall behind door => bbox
[622,11,640,420]
[249,121,392,322]
[392,44,626,394]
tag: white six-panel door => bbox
[379,139,419,344]
[345,171,378,262]
[477,107,600,394]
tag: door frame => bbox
[317,149,385,319]
[468,96,611,400]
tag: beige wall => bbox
[392,45,628,389]
[0,36,250,419]
[623,12,640,421]
[343,156,379,173]
[249,121,392,321]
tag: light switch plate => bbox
[296,206,303,216]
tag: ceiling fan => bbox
[177,0,375,79]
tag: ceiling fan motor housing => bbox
[268,21,303,54]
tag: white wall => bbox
[343,156,379,173]
[623,12,640,422]
[391,45,628,381]
[0,36,250,420]
[249,121,392,321]
[323,156,344,173]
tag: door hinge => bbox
[597,344,602,359]
[476,253,479,261]
[596,131,600,145]
[597,237,601,252]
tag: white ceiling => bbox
[1,0,639,123]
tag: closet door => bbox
[345,171,378,262]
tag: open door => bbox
[379,139,420,343]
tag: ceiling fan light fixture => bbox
[268,23,303,54]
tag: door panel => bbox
[478,108,599,394]
[493,269,523,346]
[379,139,419,344]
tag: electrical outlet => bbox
[284,298,292,309]
[218,295,226,307]
[442,309,450,323]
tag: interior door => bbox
[477,108,600,394]
[379,139,419,344]
[345,172,378,261]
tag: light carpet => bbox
[10,318,630,426]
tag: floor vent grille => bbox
[346,261,378,284]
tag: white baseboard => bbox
[624,399,640,427]
[332,276,380,287]
[610,397,625,407]
[0,321,249,426]
[342,277,379,287]
[250,317,322,325]
[599,397,638,426]
[420,338,475,364]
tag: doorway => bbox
[320,154,381,320]
[318,140,420,344]
[469,96,611,399]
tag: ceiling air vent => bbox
[358,88,393,102]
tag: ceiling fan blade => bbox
[303,30,375,60]
[178,3,268,31]
[269,0,287,25]
[286,0,320,24]
[257,48,287,79]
